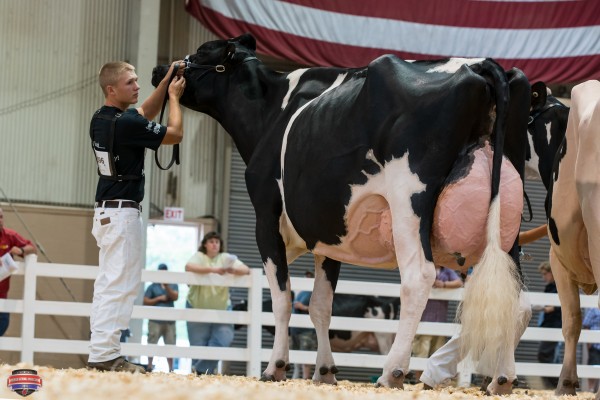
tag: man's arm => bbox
[519,224,548,245]
[160,79,184,145]
[143,295,167,305]
[164,284,179,301]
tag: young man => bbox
[87,60,186,373]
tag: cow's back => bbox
[549,80,600,289]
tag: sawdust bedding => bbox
[0,364,595,400]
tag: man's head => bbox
[304,270,314,278]
[158,263,168,271]
[98,61,139,107]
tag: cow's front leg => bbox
[258,222,293,381]
[551,250,582,395]
[377,258,436,388]
[310,256,340,384]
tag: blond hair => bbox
[98,62,135,96]
[538,261,552,274]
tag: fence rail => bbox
[1,255,599,382]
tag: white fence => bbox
[1,255,600,383]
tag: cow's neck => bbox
[217,66,291,165]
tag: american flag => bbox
[185,0,600,84]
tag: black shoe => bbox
[87,356,146,373]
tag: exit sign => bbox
[164,207,184,222]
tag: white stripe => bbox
[199,0,600,59]
[277,73,348,209]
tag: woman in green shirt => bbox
[185,231,250,374]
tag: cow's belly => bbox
[550,154,597,288]
[312,194,397,268]
[431,145,523,270]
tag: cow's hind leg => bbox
[484,290,532,395]
[551,249,582,395]
[377,259,435,389]
[309,256,340,384]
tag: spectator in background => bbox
[0,207,37,336]
[143,263,179,372]
[411,265,462,381]
[185,231,249,375]
[290,270,316,379]
[536,261,562,389]
[583,307,600,392]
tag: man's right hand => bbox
[168,76,186,100]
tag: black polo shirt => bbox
[91,106,167,203]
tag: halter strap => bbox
[528,101,568,125]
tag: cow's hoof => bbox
[260,360,289,382]
[318,365,338,376]
[375,369,405,389]
[486,376,514,395]
[314,365,338,385]
[555,378,578,396]
[260,374,276,382]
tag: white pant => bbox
[420,333,461,387]
[89,206,143,363]
[421,290,531,387]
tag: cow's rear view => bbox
[152,33,529,394]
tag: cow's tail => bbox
[457,60,522,375]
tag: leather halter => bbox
[528,101,568,126]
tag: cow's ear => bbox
[238,33,257,51]
[531,81,548,112]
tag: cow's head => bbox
[526,81,569,190]
[151,33,258,114]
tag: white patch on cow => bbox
[310,152,426,268]
[525,130,541,180]
[278,73,348,216]
[350,153,425,218]
[426,58,485,74]
[545,121,553,145]
[281,69,309,110]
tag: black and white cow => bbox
[152,34,530,392]
[526,82,570,193]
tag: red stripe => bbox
[187,2,600,83]
[280,0,600,29]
